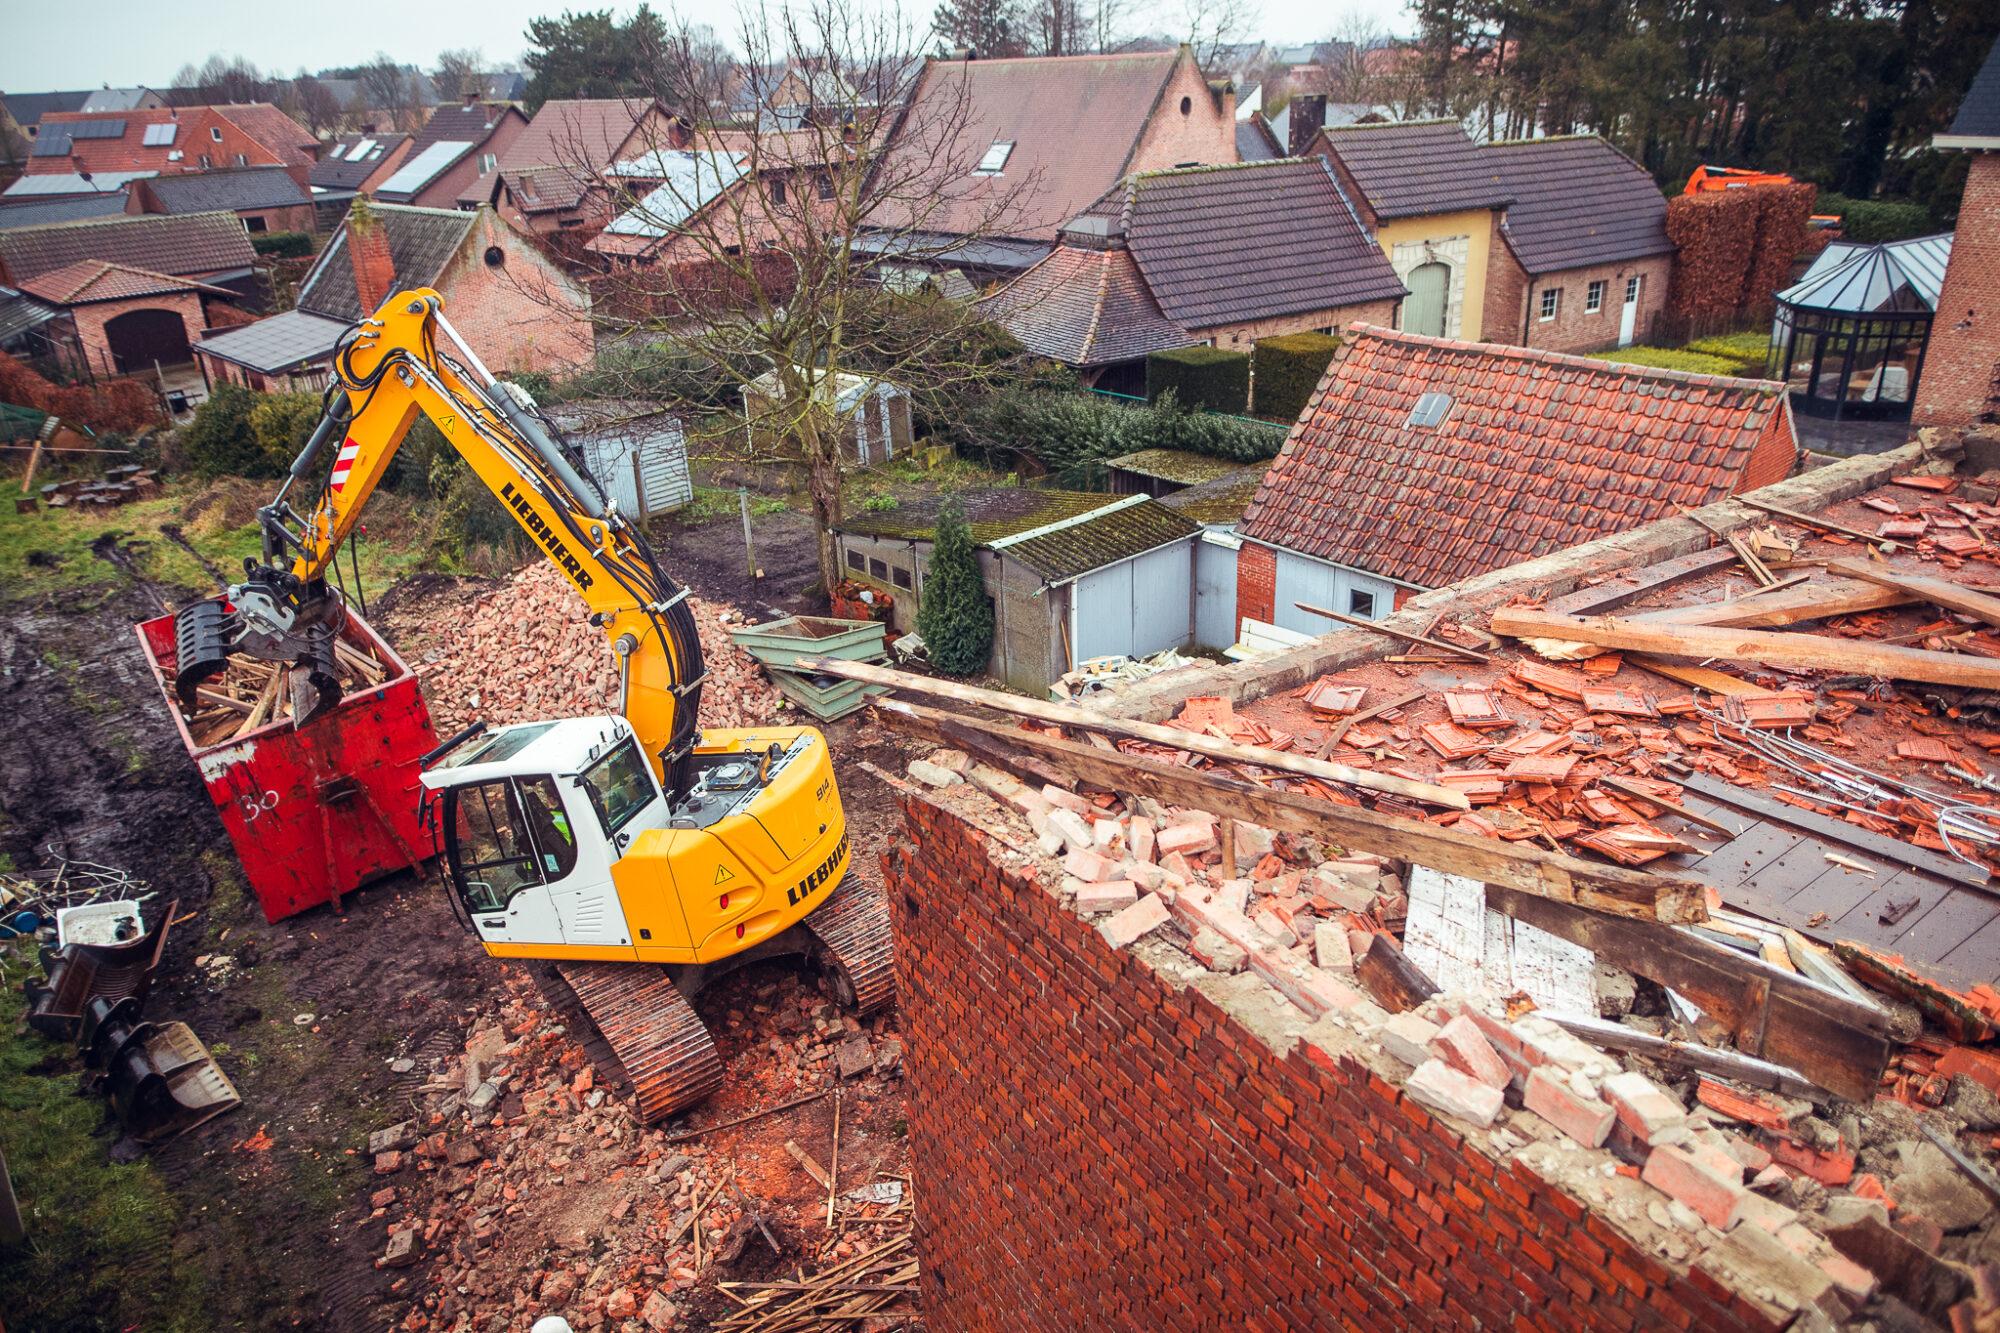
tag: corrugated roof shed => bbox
[296,204,475,322]
[1483,136,1672,274]
[1105,447,1249,485]
[0,210,254,284]
[1159,463,1271,525]
[1239,325,1796,589]
[1316,120,1510,220]
[837,488,1197,582]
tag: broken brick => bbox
[1523,1067,1614,1147]
[1428,1016,1511,1090]
[1403,1059,1504,1127]
[1642,1145,1751,1230]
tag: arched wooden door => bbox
[1404,262,1451,337]
[102,307,192,373]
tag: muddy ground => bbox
[0,496,920,1332]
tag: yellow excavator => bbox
[172,289,894,1120]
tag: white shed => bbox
[547,402,694,518]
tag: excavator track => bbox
[804,876,898,1017]
[546,961,724,1124]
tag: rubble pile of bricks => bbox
[891,755,2000,1331]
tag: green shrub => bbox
[248,391,322,471]
[540,345,737,408]
[1146,346,1250,414]
[250,231,315,259]
[181,383,279,477]
[1595,347,1747,376]
[1682,331,1773,375]
[915,498,993,676]
[1813,192,1938,244]
[1252,332,1341,423]
[949,388,1284,478]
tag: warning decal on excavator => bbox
[329,439,361,492]
[713,865,734,884]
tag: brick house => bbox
[13,260,238,378]
[482,98,680,235]
[309,133,413,195]
[1304,120,1510,341]
[192,201,593,391]
[1480,136,1673,353]
[0,209,258,307]
[1231,324,1799,641]
[131,167,317,235]
[371,101,528,211]
[1915,36,2000,429]
[858,48,1238,287]
[25,104,318,186]
[978,158,1405,392]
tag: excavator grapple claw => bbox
[172,598,234,711]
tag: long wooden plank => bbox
[1631,579,1912,629]
[1486,886,1894,1102]
[794,655,1472,811]
[875,698,1708,923]
[1547,547,1741,617]
[1490,607,2000,691]
[1544,1014,1823,1098]
[1820,557,2000,630]
[1733,495,1899,548]
[1627,656,1770,697]
[1294,601,1488,662]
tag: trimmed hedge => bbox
[1596,347,1745,376]
[1252,332,1341,424]
[250,231,315,259]
[1814,192,1936,244]
[1146,346,1249,415]
[1682,331,1772,376]
[951,389,1283,478]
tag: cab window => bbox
[580,740,658,837]
[517,776,578,880]
[447,780,541,913]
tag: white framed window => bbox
[1539,287,1560,321]
[1625,274,1642,304]
[973,141,1013,175]
[479,152,496,174]
[210,125,223,142]
[1586,280,1605,313]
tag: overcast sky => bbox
[1,0,1412,91]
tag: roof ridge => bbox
[8,207,239,233]
[1131,156,1316,182]
[1486,133,1605,148]
[1323,117,1460,132]
[1343,322,1784,395]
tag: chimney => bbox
[346,197,396,314]
[1288,94,1326,156]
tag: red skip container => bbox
[136,607,440,923]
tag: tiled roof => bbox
[194,308,349,372]
[1159,463,1271,525]
[1315,120,1509,220]
[309,133,409,190]
[143,166,310,214]
[407,103,515,157]
[502,166,593,213]
[1239,325,1794,589]
[1484,136,1670,274]
[977,243,1189,365]
[0,210,255,283]
[17,259,229,305]
[501,98,656,171]
[296,203,476,322]
[0,193,131,229]
[2,90,90,127]
[874,51,1195,244]
[837,488,1198,582]
[1235,115,1284,162]
[1947,36,2000,140]
[1,171,152,198]
[26,105,306,176]
[1083,159,1407,330]
[214,104,317,167]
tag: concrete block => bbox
[1314,920,1354,973]
[907,758,963,787]
[1371,1012,1441,1068]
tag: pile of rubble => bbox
[413,563,786,733]
[366,966,911,1333]
[903,748,2000,1326]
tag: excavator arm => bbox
[175,288,708,790]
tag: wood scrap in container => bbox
[175,640,387,745]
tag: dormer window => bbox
[973,141,1013,175]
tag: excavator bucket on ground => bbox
[77,996,241,1142]
[24,898,176,1041]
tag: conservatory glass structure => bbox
[1766,233,1952,421]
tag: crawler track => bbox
[804,876,898,1016]
[549,961,725,1124]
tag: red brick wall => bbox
[1126,56,1237,174]
[1738,401,1800,489]
[883,795,1785,1333]
[241,203,318,235]
[1235,539,1275,632]
[434,209,594,374]
[69,291,207,378]
[1484,246,1673,354]
[1915,153,2000,429]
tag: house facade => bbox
[25,105,317,185]
[193,201,592,391]
[370,101,528,211]
[1915,36,2000,429]
[1306,120,1509,341]
[1233,325,1799,642]
[1481,136,1673,353]
[860,48,1238,286]
[488,98,680,234]
[979,158,1404,389]
[13,260,237,379]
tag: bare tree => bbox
[292,71,344,136]
[172,54,270,105]
[358,55,426,132]
[1167,0,1251,69]
[1025,0,1091,55]
[435,48,488,102]
[525,0,1046,595]
[1321,16,1390,104]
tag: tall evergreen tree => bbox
[916,500,994,677]
[523,6,670,110]
[933,0,1024,56]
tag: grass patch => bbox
[0,981,210,1331]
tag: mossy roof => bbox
[836,487,1198,582]
[1105,448,1247,485]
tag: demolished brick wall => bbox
[883,793,1786,1332]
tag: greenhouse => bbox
[1766,233,1952,420]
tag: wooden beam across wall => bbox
[1818,557,2000,631]
[792,655,1472,811]
[872,697,1707,924]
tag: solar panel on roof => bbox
[30,126,73,156]
[142,123,177,146]
[67,120,126,139]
